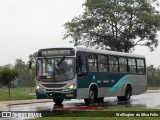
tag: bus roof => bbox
[38,46,145,58]
[75,47,145,59]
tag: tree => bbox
[156,66,160,86]
[0,65,19,98]
[14,58,36,88]
[147,65,160,88]
[15,59,29,87]
[64,0,160,52]
[147,65,156,86]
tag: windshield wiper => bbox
[57,56,66,67]
[44,56,53,65]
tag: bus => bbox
[33,47,147,105]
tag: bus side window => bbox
[98,55,108,72]
[77,54,87,73]
[88,54,97,72]
[81,56,87,73]
[109,56,118,72]
[119,57,127,73]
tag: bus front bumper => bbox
[35,89,77,99]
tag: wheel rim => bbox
[126,89,130,99]
[89,90,95,100]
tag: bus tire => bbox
[117,85,131,101]
[84,87,96,104]
[53,98,63,105]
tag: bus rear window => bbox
[137,59,145,74]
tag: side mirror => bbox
[29,61,32,69]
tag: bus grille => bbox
[46,89,63,92]
[41,84,66,88]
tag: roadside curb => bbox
[0,99,53,106]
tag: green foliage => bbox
[64,0,160,52]
[15,59,30,87]
[0,65,19,86]
[35,107,160,120]
[0,87,35,101]
[0,52,37,98]
[147,65,160,87]
[0,52,37,88]
[36,117,160,120]
[0,65,19,98]
[15,58,35,87]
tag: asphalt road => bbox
[0,90,160,119]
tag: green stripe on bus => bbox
[108,75,131,93]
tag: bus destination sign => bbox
[38,48,75,56]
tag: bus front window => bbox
[36,57,75,82]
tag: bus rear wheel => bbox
[84,87,96,104]
[117,85,131,101]
[53,98,63,105]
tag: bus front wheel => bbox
[117,85,131,101]
[53,98,63,105]
[84,87,96,104]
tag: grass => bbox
[34,118,160,120]
[0,87,36,101]
[35,118,158,120]
[34,108,160,120]
[34,117,160,120]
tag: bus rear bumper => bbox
[35,89,77,99]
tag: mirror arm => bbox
[29,61,32,69]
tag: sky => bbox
[0,0,160,67]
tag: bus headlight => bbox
[64,84,76,91]
[36,85,46,91]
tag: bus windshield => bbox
[36,57,75,82]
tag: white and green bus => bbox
[34,47,147,105]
